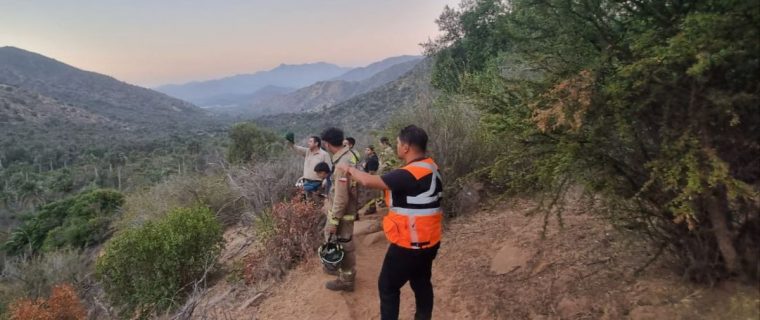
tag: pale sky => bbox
[0,0,459,87]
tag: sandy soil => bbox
[185,197,759,320]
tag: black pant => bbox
[378,243,439,320]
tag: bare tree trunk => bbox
[706,189,739,274]
[117,166,122,191]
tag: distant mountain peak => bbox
[154,62,352,105]
[330,55,423,82]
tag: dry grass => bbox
[224,155,303,226]
[118,173,246,229]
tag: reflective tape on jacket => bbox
[389,207,441,216]
[383,158,443,249]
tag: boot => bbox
[322,265,338,276]
[325,269,355,292]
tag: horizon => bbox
[0,0,457,87]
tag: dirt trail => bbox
[252,212,448,320]
[197,198,758,320]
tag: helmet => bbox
[318,241,344,271]
[285,132,295,143]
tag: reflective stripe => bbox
[406,161,442,205]
[408,161,436,171]
[408,215,419,246]
[341,215,355,221]
[390,207,441,216]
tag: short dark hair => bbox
[320,127,344,147]
[314,162,331,173]
[309,136,321,147]
[345,137,356,147]
[366,145,375,152]
[380,137,390,145]
[398,125,427,152]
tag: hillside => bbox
[329,55,421,82]
[244,58,423,116]
[0,84,116,127]
[255,58,433,135]
[0,47,223,176]
[196,85,296,108]
[182,196,758,319]
[0,47,209,131]
[155,62,351,106]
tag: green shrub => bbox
[3,189,124,255]
[427,0,760,280]
[227,122,282,164]
[95,206,224,316]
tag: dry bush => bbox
[225,155,303,225]
[244,199,323,284]
[1,249,90,305]
[119,174,246,228]
[9,283,86,320]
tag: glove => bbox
[285,132,295,143]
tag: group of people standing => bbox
[288,125,443,320]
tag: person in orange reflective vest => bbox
[336,125,442,320]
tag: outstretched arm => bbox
[290,143,307,156]
[338,163,388,190]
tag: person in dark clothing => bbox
[336,125,442,320]
[360,145,381,214]
[363,145,379,174]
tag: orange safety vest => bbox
[382,158,443,249]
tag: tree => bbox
[227,122,281,164]
[428,0,759,280]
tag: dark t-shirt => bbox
[380,158,442,209]
[364,154,379,172]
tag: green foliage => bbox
[253,209,277,243]
[3,189,124,255]
[227,122,282,164]
[95,206,224,316]
[428,0,760,280]
[0,133,226,226]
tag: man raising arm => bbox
[289,135,331,199]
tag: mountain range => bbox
[155,62,352,106]
[231,57,422,117]
[0,46,209,130]
[256,58,434,136]
[0,46,218,161]
[155,55,422,116]
[0,46,431,160]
